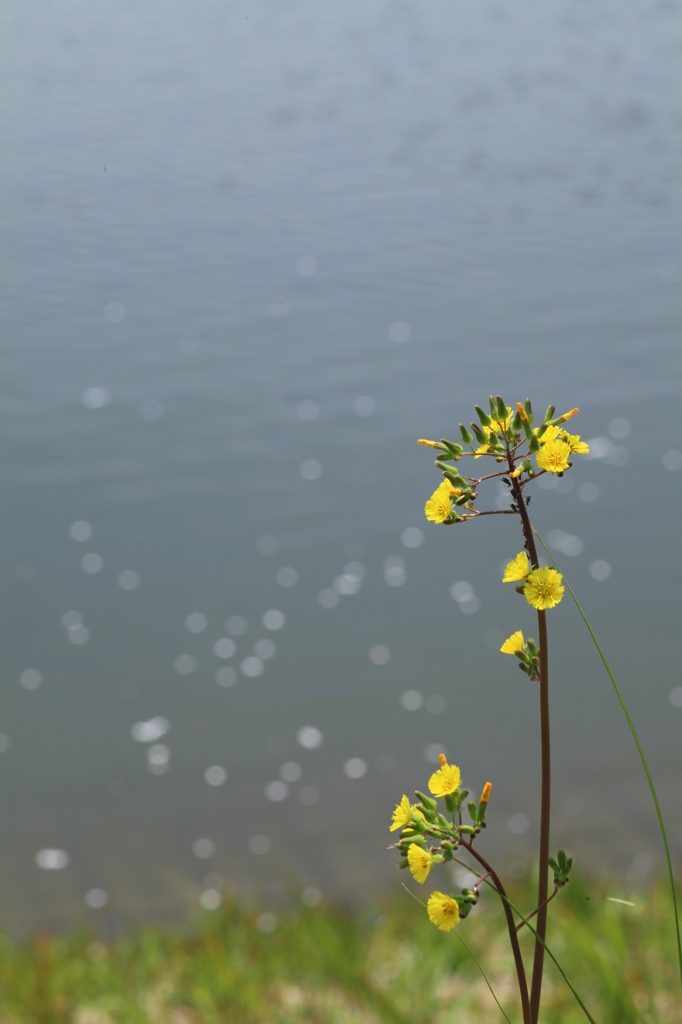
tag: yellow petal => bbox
[390,794,413,832]
[500,630,525,655]
[428,762,461,797]
[407,843,433,884]
[502,551,530,582]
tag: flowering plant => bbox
[389,397,681,1024]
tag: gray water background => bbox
[2,0,681,934]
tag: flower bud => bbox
[459,424,473,445]
[474,406,491,427]
[468,800,478,821]
[470,422,487,444]
[415,791,438,812]
[544,405,555,422]
[524,399,534,423]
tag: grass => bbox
[0,873,679,1024]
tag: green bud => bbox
[475,406,491,428]
[468,800,478,821]
[441,440,463,456]
[544,405,555,422]
[528,435,540,453]
[441,846,453,861]
[436,813,452,831]
[524,399,534,423]
[535,422,549,438]
[398,833,425,848]
[416,804,437,824]
[415,792,438,812]
[495,395,507,421]
[511,410,523,432]
[521,417,534,441]
[470,422,487,444]
[440,840,454,852]
[435,461,464,481]
[458,825,476,835]
[459,424,473,445]
[444,794,457,815]
[398,859,409,870]
[488,396,497,417]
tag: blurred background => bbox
[2,0,680,937]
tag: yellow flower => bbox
[390,794,413,832]
[428,759,461,797]
[536,438,572,474]
[407,843,434,884]
[427,891,461,932]
[479,782,492,806]
[500,630,525,655]
[418,438,442,449]
[424,480,454,524]
[502,551,530,582]
[558,430,589,455]
[524,567,564,610]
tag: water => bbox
[1,0,681,934]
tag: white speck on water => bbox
[369,644,391,666]
[192,838,216,859]
[388,321,411,343]
[241,656,264,677]
[214,637,236,659]
[577,482,600,502]
[36,849,69,870]
[147,744,170,769]
[334,573,361,596]
[344,758,367,779]
[297,726,323,749]
[0,734,10,753]
[254,638,276,660]
[669,687,682,708]
[547,529,584,556]
[265,780,289,801]
[401,690,423,711]
[589,559,612,581]
[256,911,278,933]
[256,535,278,556]
[300,459,322,481]
[298,785,320,805]
[401,527,424,549]
[118,569,141,590]
[280,761,302,782]
[608,417,630,439]
[69,521,92,542]
[276,566,298,587]
[296,399,319,421]
[61,609,82,630]
[301,886,322,907]
[85,888,108,909]
[249,834,271,856]
[216,666,238,687]
[508,813,530,834]
[131,717,169,743]
[200,889,222,910]
[226,615,248,636]
[296,255,319,277]
[81,552,104,574]
[185,612,208,633]
[354,395,376,417]
[384,556,406,587]
[20,669,43,690]
[82,387,111,409]
[662,450,682,471]
[67,623,90,645]
[318,588,339,608]
[262,609,285,630]
[426,695,447,715]
[174,654,197,675]
[204,765,227,786]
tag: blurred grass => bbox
[0,873,679,1023]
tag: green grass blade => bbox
[535,529,682,995]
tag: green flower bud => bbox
[415,791,438,812]
[475,406,491,427]
[544,405,555,422]
[511,410,523,432]
[459,424,474,445]
[470,421,487,443]
[524,398,534,423]
[441,440,463,456]
[458,825,477,835]
[468,801,478,821]
[495,395,507,421]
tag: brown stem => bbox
[510,466,551,1024]
[516,887,560,932]
[464,843,532,1024]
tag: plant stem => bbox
[516,887,560,932]
[509,465,551,1024]
[464,843,532,1024]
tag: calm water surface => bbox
[2,0,681,933]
